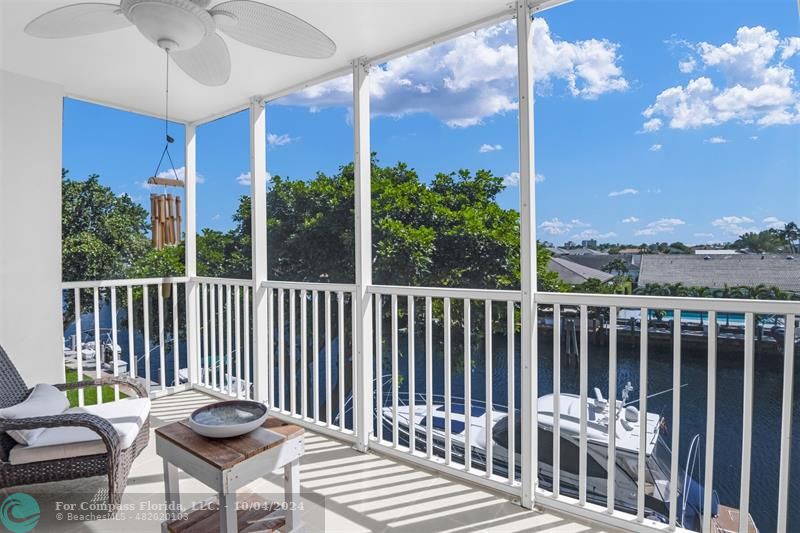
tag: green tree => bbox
[733,229,785,253]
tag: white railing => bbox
[59,278,800,532]
[193,277,254,400]
[61,276,190,404]
[366,285,522,496]
[533,292,799,533]
[263,281,357,440]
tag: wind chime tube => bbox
[159,194,167,249]
[175,196,182,243]
[166,193,174,245]
[150,193,158,249]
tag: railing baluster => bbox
[235,285,242,399]
[301,289,308,418]
[267,287,274,406]
[485,299,493,477]
[579,305,588,505]
[553,303,561,496]
[425,296,433,459]
[607,305,617,512]
[351,292,358,432]
[739,312,755,532]
[392,294,399,447]
[777,313,796,533]
[669,309,681,526]
[506,300,515,483]
[325,291,332,425]
[172,282,179,388]
[158,285,166,391]
[637,307,648,520]
[210,284,217,390]
[278,288,285,410]
[110,287,119,401]
[702,310,717,533]
[444,297,451,464]
[243,286,250,400]
[94,287,102,401]
[143,285,151,395]
[312,290,319,423]
[375,293,383,439]
[408,295,416,454]
[200,284,207,386]
[226,284,233,396]
[217,284,224,394]
[74,288,84,406]
[290,289,296,414]
[464,298,471,472]
[126,285,135,381]
[339,291,346,432]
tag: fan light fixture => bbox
[25,0,337,86]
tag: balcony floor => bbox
[5,390,619,532]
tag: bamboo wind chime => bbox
[149,189,182,250]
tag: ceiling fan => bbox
[24,0,337,86]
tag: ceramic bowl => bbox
[188,400,268,438]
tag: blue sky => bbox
[63,0,800,245]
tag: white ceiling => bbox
[1,0,512,123]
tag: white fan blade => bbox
[211,0,335,59]
[25,3,131,38]
[171,33,231,86]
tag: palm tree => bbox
[781,222,799,253]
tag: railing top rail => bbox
[261,280,357,292]
[369,284,521,302]
[536,291,800,314]
[195,276,254,286]
[62,276,190,289]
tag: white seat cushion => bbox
[0,384,70,445]
[8,398,150,465]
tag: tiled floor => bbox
[7,390,619,532]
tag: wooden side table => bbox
[155,417,304,532]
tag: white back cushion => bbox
[0,384,69,445]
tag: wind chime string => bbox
[151,48,180,189]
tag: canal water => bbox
[386,330,799,532]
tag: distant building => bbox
[548,257,614,285]
[581,239,598,249]
[638,254,800,294]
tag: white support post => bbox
[184,122,199,386]
[250,98,269,403]
[517,0,538,509]
[353,57,374,453]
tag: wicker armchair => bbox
[0,344,150,507]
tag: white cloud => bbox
[694,232,714,238]
[782,37,800,60]
[479,143,503,153]
[539,217,572,235]
[641,118,663,132]
[763,216,786,229]
[705,136,728,144]
[711,215,756,235]
[267,133,295,147]
[236,172,251,186]
[634,218,686,236]
[649,144,662,151]
[502,171,544,187]
[276,19,626,127]
[539,218,613,240]
[643,26,800,131]
[679,57,697,73]
[622,216,639,223]
[749,135,759,140]
[572,229,617,240]
[608,188,639,197]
